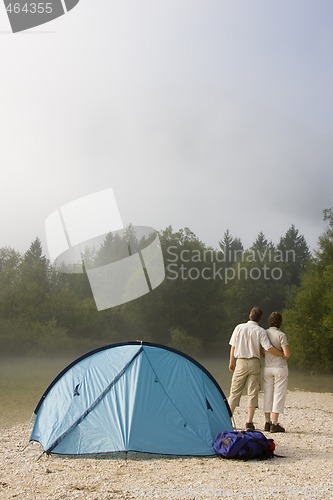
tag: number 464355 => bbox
[6,3,53,14]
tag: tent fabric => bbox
[30,342,233,456]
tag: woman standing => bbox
[264,312,291,432]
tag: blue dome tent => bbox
[30,342,233,456]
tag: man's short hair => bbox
[249,307,263,322]
[268,311,282,328]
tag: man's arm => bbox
[229,346,236,371]
[261,329,286,358]
[266,346,285,357]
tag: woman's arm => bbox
[283,345,291,359]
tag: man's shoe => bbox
[270,423,285,433]
[264,422,271,432]
[246,422,255,431]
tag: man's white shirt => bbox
[229,320,272,359]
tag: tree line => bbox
[0,209,332,373]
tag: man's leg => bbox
[228,359,248,416]
[246,358,261,427]
[247,406,255,423]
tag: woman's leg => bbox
[272,367,288,415]
[263,367,274,420]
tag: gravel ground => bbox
[1,391,332,499]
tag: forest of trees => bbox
[0,208,332,373]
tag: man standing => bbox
[228,306,285,430]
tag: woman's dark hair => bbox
[268,311,282,328]
[249,307,263,323]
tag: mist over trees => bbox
[283,210,333,372]
[0,209,332,373]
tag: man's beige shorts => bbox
[228,358,261,409]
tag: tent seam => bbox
[45,346,143,453]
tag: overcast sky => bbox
[1,0,332,259]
